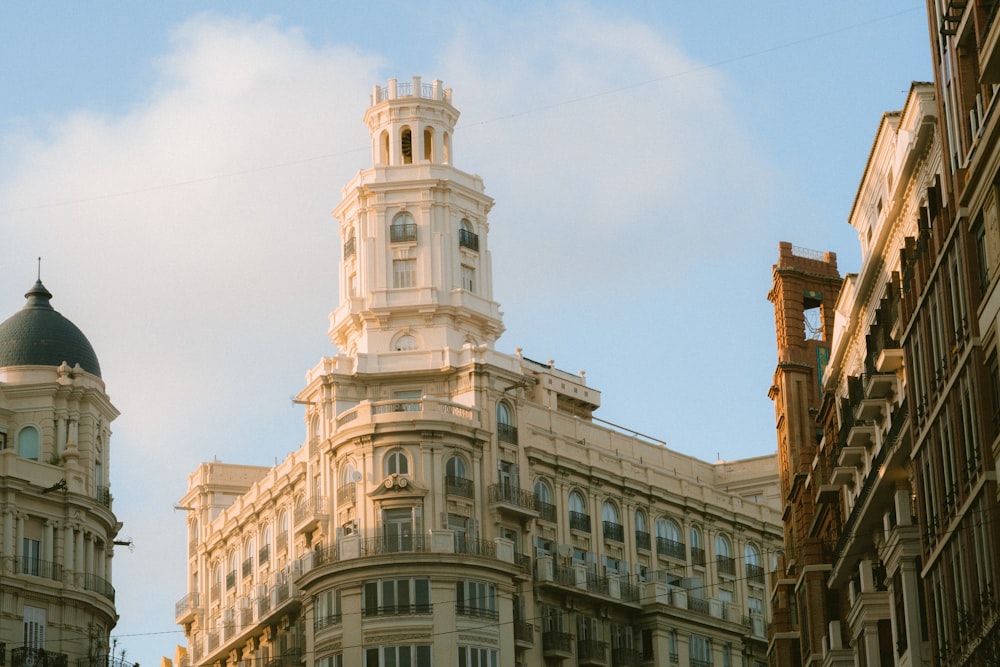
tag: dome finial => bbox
[37,256,42,281]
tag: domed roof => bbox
[0,280,102,377]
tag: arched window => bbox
[379,130,390,165]
[18,426,39,461]
[496,401,517,444]
[228,552,238,591]
[446,455,466,479]
[745,543,763,584]
[390,211,416,243]
[602,501,623,542]
[385,449,409,476]
[446,456,471,498]
[568,491,589,532]
[459,218,479,251]
[244,538,255,577]
[688,526,706,565]
[534,479,552,505]
[656,517,681,541]
[260,525,271,564]
[634,510,650,550]
[211,563,222,602]
[715,534,732,558]
[716,534,735,576]
[423,127,434,161]
[278,510,289,549]
[401,126,413,164]
[394,334,417,351]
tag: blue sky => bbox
[0,2,930,664]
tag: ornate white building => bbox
[176,78,782,667]
[0,280,124,667]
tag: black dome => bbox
[0,280,102,377]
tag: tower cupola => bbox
[330,77,504,369]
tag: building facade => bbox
[175,78,784,667]
[920,1,1000,663]
[0,280,124,667]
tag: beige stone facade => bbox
[176,78,782,667]
[0,285,123,667]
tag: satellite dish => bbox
[557,543,573,558]
[351,471,362,483]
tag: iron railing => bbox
[635,531,651,550]
[543,631,573,653]
[603,521,624,542]
[577,640,608,662]
[716,555,736,576]
[656,537,685,560]
[446,475,474,498]
[360,535,429,556]
[538,500,557,522]
[570,511,591,533]
[459,228,480,251]
[497,423,518,444]
[175,592,200,618]
[390,223,417,243]
[514,620,534,643]
[488,484,538,511]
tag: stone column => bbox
[64,525,75,583]
[900,557,926,664]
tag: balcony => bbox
[258,544,270,565]
[226,571,236,590]
[514,620,534,646]
[746,563,765,586]
[611,647,642,667]
[363,601,432,617]
[83,573,115,601]
[175,592,201,624]
[12,648,68,667]
[538,500,557,523]
[577,639,608,665]
[542,631,574,659]
[343,236,356,258]
[242,557,253,578]
[488,484,539,518]
[96,486,111,508]
[11,557,62,582]
[455,536,496,558]
[656,537,685,561]
[294,495,329,531]
[314,611,341,632]
[390,222,417,243]
[337,482,356,504]
[635,531,651,551]
[603,521,624,542]
[691,547,706,567]
[497,422,518,444]
[446,475,474,499]
[360,534,429,556]
[570,511,591,533]
[716,555,736,577]
[458,228,480,251]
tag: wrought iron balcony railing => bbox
[570,511,591,533]
[390,223,417,243]
[603,521,624,542]
[459,228,480,251]
[497,422,518,444]
[635,530,651,551]
[360,534,428,556]
[446,475,474,498]
[488,484,538,512]
[716,555,736,576]
[656,537,685,560]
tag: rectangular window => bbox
[456,580,497,619]
[24,606,46,656]
[364,645,431,667]
[363,578,430,616]
[461,265,475,292]
[393,259,416,288]
[22,538,40,576]
[457,646,498,667]
[314,589,341,630]
[315,655,343,667]
[690,634,712,663]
